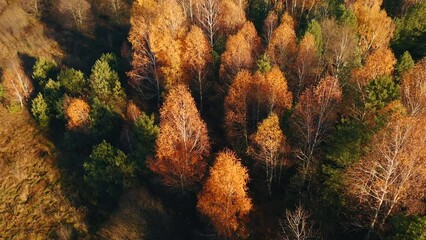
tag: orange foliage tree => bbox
[220,21,261,84]
[218,0,247,35]
[248,113,289,194]
[266,13,297,74]
[148,85,211,191]
[128,0,187,102]
[224,70,252,150]
[65,98,91,130]
[183,25,212,109]
[197,149,252,238]
[401,57,426,116]
[352,47,396,86]
[225,67,293,152]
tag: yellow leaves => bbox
[352,0,394,54]
[65,98,90,130]
[197,149,252,238]
[148,85,210,190]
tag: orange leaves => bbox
[352,47,396,85]
[218,0,247,34]
[266,13,297,72]
[197,149,252,238]
[220,21,261,83]
[256,66,293,115]
[183,25,212,76]
[148,85,210,190]
[65,98,90,130]
[225,67,293,151]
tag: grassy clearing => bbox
[0,106,86,239]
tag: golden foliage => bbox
[249,113,289,194]
[352,0,394,54]
[220,21,261,83]
[197,150,252,238]
[266,13,297,72]
[65,98,91,130]
[352,47,396,85]
[218,0,246,34]
[148,85,210,190]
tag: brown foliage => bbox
[220,21,261,84]
[55,0,94,32]
[127,0,187,100]
[295,32,320,95]
[401,57,426,116]
[197,150,252,238]
[126,101,142,122]
[2,62,33,108]
[292,75,342,179]
[65,98,91,130]
[224,70,252,149]
[193,0,220,46]
[148,85,210,191]
[321,19,358,77]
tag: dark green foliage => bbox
[32,58,58,87]
[248,0,269,33]
[31,93,50,127]
[392,1,426,59]
[365,75,400,111]
[84,141,136,198]
[336,4,357,28]
[57,68,87,96]
[132,112,158,172]
[89,99,122,141]
[89,54,125,110]
[395,51,415,81]
[306,19,323,55]
[386,215,426,240]
[98,52,119,72]
[322,118,371,206]
[257,54,272,73]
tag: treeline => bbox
[21,0,426,239]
